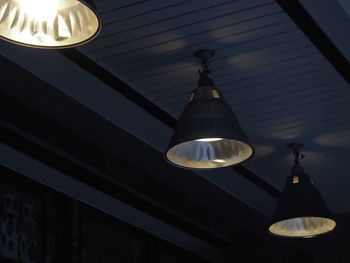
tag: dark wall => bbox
[0,166,209,263]
[79,203,210,263]
[0,165,73,263]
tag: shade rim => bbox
[0,0,102,49]
[164,138,254,170]
[268,216,336,238]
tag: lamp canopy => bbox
[269,143,336,238]
[0,0,101,48]
[165,49,253,169]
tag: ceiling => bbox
[76,0,350,212]
[0,0,350,258]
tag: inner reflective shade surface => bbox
[166,138,253,169]
[0,0,100,48]
[269,217,336,238]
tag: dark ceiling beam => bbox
[276,0,350,84]
[0,91,229,248]
[60,49,177,129]
[233,166,280,199]
[59,49,280,199]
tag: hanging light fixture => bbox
[269,143,336,238]
[165,49,253,169]
[0,0,101,48]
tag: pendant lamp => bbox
[0,0,101,48]
[269,143,336,238]
[165,49,253,169]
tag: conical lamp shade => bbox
[0,0,101,48]
[165,82,253,169]
[269,166,336,238]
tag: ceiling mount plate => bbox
[287,143,304,152]
[193,49,215,63]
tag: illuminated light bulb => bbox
[19,0,60,21]
[195,138,223,142]
[212,159,226,163]
[0,0,101,48]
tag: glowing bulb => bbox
[19,0,59,21]
[195,138,223,142]
[0,0,101,48]
[212,159,226,163]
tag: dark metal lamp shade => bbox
[0,0,101,48]
[165,85,253,169]
[269,165,336,238]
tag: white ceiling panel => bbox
[76,0,350,213]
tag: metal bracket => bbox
[287,143,305,166]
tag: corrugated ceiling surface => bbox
[78,0,350,212]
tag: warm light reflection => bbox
[195,138,223,142]
[292,176,299,184]
[0,0,101,48]
[166,139,253,169]
[269,217,336,238]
